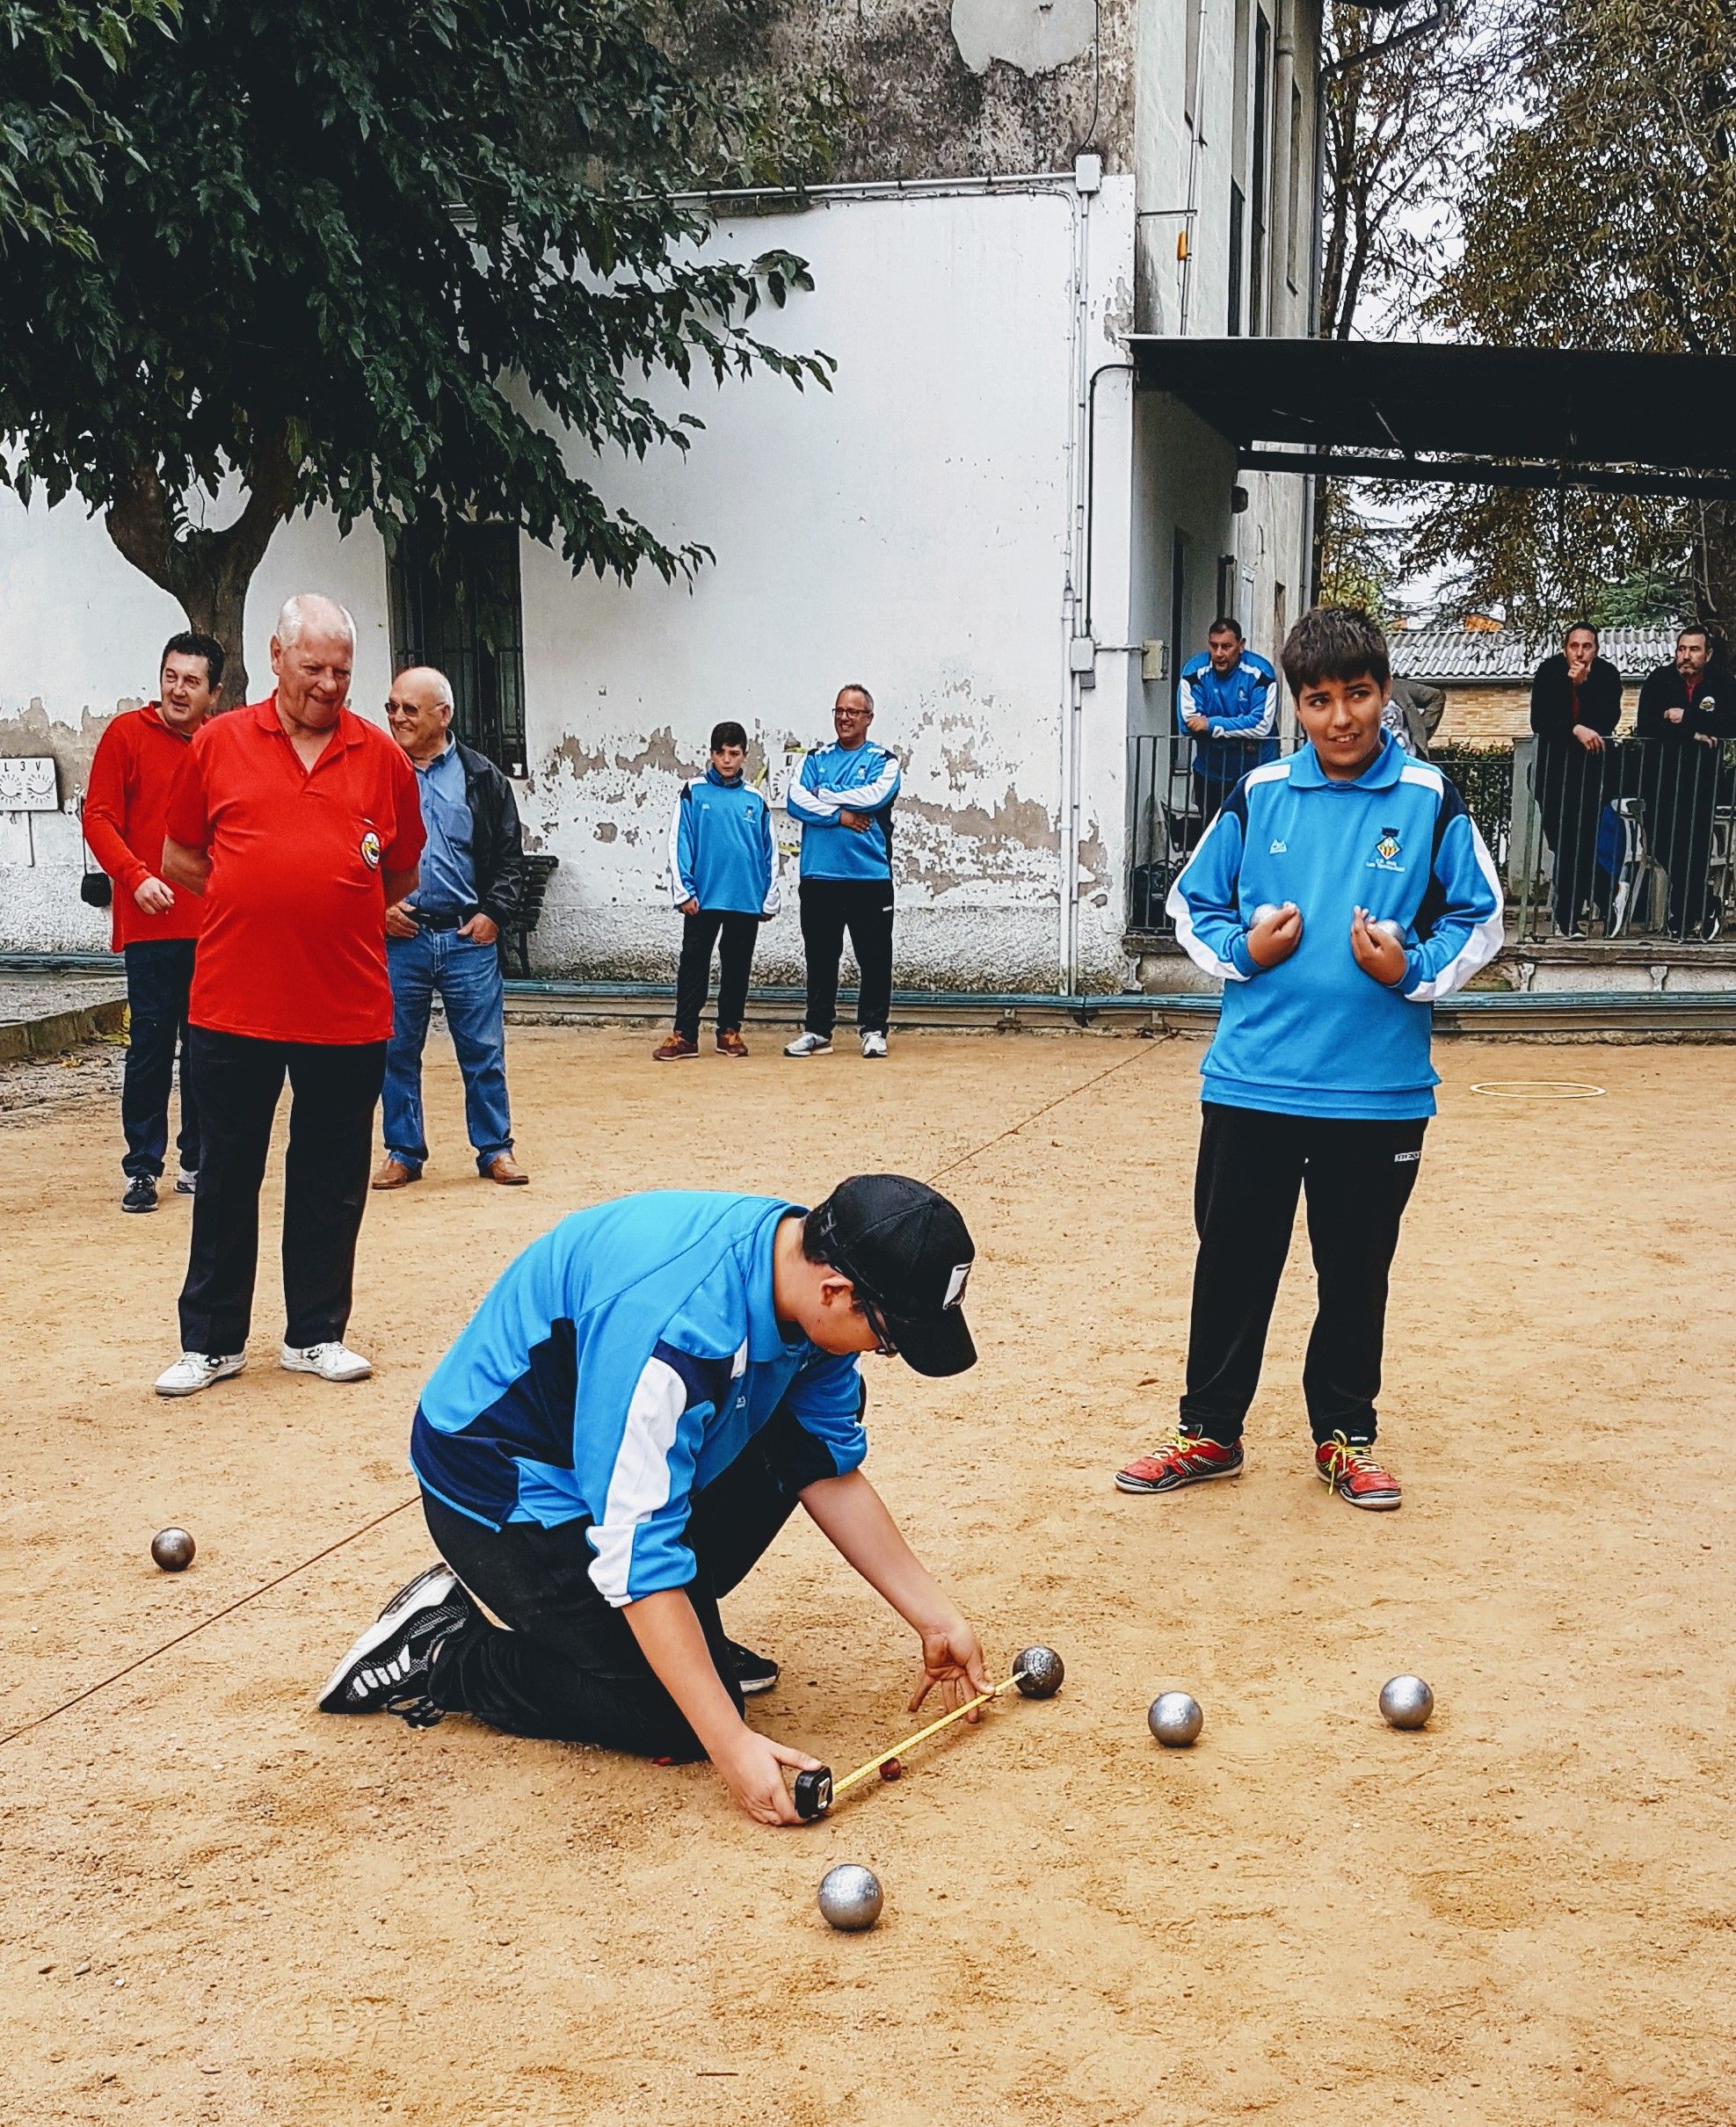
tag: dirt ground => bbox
[3,1025,1733,2127]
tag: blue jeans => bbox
[382,929,512,1174]
[121,938,200,1179]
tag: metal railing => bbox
[1126,731,1736,949]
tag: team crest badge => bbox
[1374,827,1402,863]
[360,829,381,870]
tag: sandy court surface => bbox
[2,1025,1733,2125]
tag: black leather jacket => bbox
[454,740,526,927]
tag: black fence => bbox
[1126,731,1736,948]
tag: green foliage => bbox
[0,0,838,689]
[1314,479,1403,627]
[0,0,176,255]
[1413,0,1736,632]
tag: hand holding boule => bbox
[1246,900,1302,969]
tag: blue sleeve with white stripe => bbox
[1399,793,1505,1003]
[1209,664,1277,738]
[1167,792,1261,983]
[786,750,835,825]
[584,1341,724,1606]
[783,1352,868,1477]
[759,797,781,917]
[666,786,698,907]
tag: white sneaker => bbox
[783,1032,832,1057]
[155,1351,245,1398]
[175,1167,198,1195]
[861,1030,889,1058]
[280,1340,373,1383]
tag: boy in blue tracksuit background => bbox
[784,683,903,1059]
[656,721,780,1061]
[1177,616,1279,817]
[320,1174,991,1827]
[1121,606,1503,1511]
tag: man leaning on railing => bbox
[1529,623,1622,939]
[1636,624,1736,942]
[1176,617,1278,829]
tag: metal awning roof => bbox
[1131,338,1736,497]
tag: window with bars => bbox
[387,521,528,777]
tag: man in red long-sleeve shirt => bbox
[83,633,224,1213]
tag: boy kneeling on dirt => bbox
[320,1176,988,1825]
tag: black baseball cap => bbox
[806,1174,977,1377]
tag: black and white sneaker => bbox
[725,1637,780,1695]
[121,1175,158,1214]
[317,1564,474,1724]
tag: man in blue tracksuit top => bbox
[318,1173,992,1827]
[1177,617,1279,821]
[1120,606,1503,1512]
[655,720,780,1061]
[784,682,902,1060]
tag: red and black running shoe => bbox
[1314,1433,1402,1511]
[1114,1429,1244,1495]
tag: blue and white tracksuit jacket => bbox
[665,767,781,916]
[1176,650,1280,786]
[410,1193,867,1604]
[787,741,902,882]
[1169,734,1505,1119]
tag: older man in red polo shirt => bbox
[155,593,425,1397]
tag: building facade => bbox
[0,0,1322,993]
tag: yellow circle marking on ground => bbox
[1469,1080,1607,1100]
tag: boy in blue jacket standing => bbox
[1178,617,1279,821]
[784,683,902,1060]
[655,721,780,1061]
[1120,606,1503,1510]
[318,1172,990,1828]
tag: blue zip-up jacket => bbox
[665,767,781,916]
[1177,650,1279,785]
[787,740,902,881]
[410,1193,867,1605]
[1169,734,1504,1119]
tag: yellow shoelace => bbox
[1318,1432,1381,1483]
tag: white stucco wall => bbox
[0,178,1139,993]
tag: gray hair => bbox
[394,664,455,712]
[838,682,875,711]
[275,593,357,650]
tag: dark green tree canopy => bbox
[0,0,833,698]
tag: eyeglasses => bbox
[861,1298,898,1358]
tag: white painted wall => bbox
[0,178,1140,994]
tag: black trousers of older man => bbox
[178,1027,387,1354]
[798,877,894,1038]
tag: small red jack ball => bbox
[879,1758,902,1782]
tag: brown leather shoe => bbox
[652,1033,699,1062]
[372,1157,418,1190]
[715,1028,750,1058]
[483,1153,530,1187]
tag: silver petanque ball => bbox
[1252,903,1281,926]
[1373,918,1405,942]
[1148,1692,1204,1747]
[1013,1645,1065,1700]
[150,1527,195,1572]
[817,1864,883,1933]
[1379,1674,1434,1730]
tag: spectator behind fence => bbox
[1529,624,1622,938]
[1636,624,1736,941]
[82,632,222,1213]
[1384,674,1446,759]
[1176,618,1278,822]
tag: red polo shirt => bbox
[83,705,207,950]
[164,696,425,1045]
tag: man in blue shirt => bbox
[318,1173,991,1827]
[1120,606,1502,1513]
[375,666,528,1189]
[654,720,781,1061]
[784,683,902,1060]
[1177,617,1279,823]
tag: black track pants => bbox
[798,877,894,1038]
[673,909,759,1040]
[1178,1102,1427,1447]
[422,1402,834,1759]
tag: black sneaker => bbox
[121,1175,158,1214]
[317,1565,475,1724]
[725,1637,780,1695]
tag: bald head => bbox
[387,665,456,763]
[270,592,356,731]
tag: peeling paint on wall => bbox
[950,0,1097,77]
[0,698,141,799]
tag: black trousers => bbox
[423,1403,827,1758]
[1537,744,1610,933]
[1644,747,1725,938]
[178,1028,387,1354]
[1180,1102,1427,1447]
[799,877,894,1038]
[673,909,759,1040]
[120,939,200,1179]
